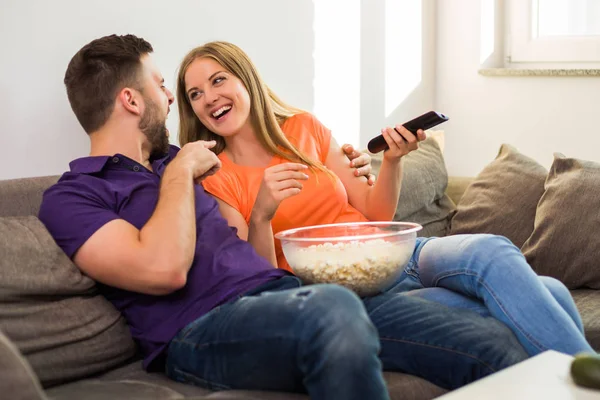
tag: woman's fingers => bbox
[393,125,418,145]
[382,128,405,151]
[269,170,310,182]
[279,187,302,199]
[273,178,304,191]
[267,162,308,174]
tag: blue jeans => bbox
[401,234,593,356]
[166,276,528,400]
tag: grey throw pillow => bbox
[521,154,600,289]
[449,144,547,248]
[369,136,456,237]
[0,216,136,387]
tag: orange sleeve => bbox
[307,113,332,163]
[201,169,243,213]
[284,113,333,164]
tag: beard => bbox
[139,95,170,160]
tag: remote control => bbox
[367,111,449,153]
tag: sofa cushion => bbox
[521,154,600,289]
[94,361,213,398]
[449,144,547,248]
[0,176,59,217]
[55,360,446,400]
[45,380,185,400]
[369,134,456,237]
[571,289,600,351]
[445,176,473,206]
[0,329,47,400]
[0,216,136,387]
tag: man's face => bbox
[138,55,174,159]
[139,94,170,159]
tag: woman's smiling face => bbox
[184,57,252,138]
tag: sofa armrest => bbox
[446,177,474,206]
[0,329,47,400]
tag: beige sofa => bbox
[0,175,447,400]
[1,138,599,400]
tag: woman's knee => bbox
[463,234,517,255]
[421,234,519,267]
[458,234,527,270]
[538,276,572,302]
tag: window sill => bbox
[478,68,600,77]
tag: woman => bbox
[176,41,593,357]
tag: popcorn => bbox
[285,239,412,297]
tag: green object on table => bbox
[571,353,600,390]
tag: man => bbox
[39,34,527,400]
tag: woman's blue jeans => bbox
[402,234,593,356]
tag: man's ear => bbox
[118,87,142,116]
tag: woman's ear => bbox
[118,87,142,116]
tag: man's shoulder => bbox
[167,144,180,156]
[46,170,108,196]
[39,170,121,259]
[40,171,113,217]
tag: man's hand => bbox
[172,140,222,182]
[341,144,376,186]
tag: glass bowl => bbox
[274,221,422,297]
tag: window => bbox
[508,0,600,65]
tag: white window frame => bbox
[508,0,600,65]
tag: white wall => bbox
[360,0,436,150]
[436,0,600,176]
[0,0,314,180]
[8,0,598,180]
[1,0,436,180]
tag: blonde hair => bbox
[176,41,329,174]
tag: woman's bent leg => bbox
[538,276,584,334]
[412,234,593,355]
[402,277,583,331]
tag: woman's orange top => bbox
[202,112,368,271]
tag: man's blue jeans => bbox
[166,235,569,400]
[166,278,526,399]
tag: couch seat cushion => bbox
[0,329,47,400]
[571,289,600,351]
[48,360,447,400]
[45,381,184,400]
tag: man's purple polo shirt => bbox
[39,145,288,371]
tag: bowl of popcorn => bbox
[274,222,422,297]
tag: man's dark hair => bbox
[64,34,153,133]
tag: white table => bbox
[436,350,600,399]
